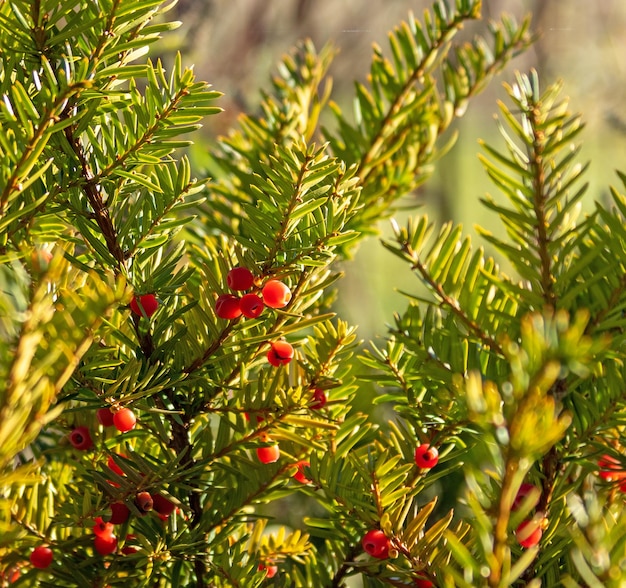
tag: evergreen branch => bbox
[62,124,126,269]
[409,252,504,356]
[355,5,476,185]
[527,82,556,307]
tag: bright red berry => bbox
[109,502,130,524]
[267,341,294,367]
[94,533,118,555]
[516,519,542,548]
[96,407,115,427]
[93,517,115,538]
[152,493,176,518]
[414,444,439,469]
[30,545,53,569]
[293,460,311,484]
[68,426,94,451]
[130,293,159,318]
[113,407,136,433]
[258,563,278,578]
[310,388,327,409]
[135,491,154,514]
[362,529,390,559]
[215,293,242,319]
[256,444,280,464]
[240,293,264,318]
[227,267,255,291]
[261,279,291,309]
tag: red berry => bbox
[68,426,94,451]
[267,341,294,367]
[310,388,327,409]
[513,483,539,511]
[96,407,115,427]
[414,444,439,469]
[94,533,118,555]
[152,493,176,517]
[135,491,154,514]
[109,502,130,524]
[113,407,136,433]
[215,293,242,319]
[261,279,291,309]
[598,454,625,481]
[256,444,280,464]
[239,293,264,318]
[362,529,390,559]
[516,519,542,548]
[130,293,159,318]
[93,516,115,538]
[293,460,311,484]
[258,563,278,578]
[227,267,255,291]
[30,545,53,569]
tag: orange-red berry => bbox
[267,341,294,367]
[93,517,115,538]
[414,444,439,469]
[113,408,136,433]
[94,533,118,555]
[262,279,291,309]
[257,444,280,464]
[240,293,264,318]
[362,529,390,559]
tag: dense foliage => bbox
[2,1,626,587]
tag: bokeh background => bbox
[164,0,626,340]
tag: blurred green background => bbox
[166,0,626,341]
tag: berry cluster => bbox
[69,407,137,453]
[215,267,292,320]
[39,406,177,568]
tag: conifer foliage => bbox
[3,0,626,587]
